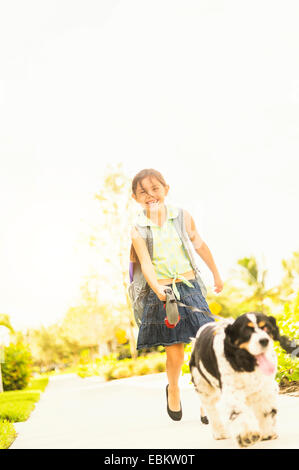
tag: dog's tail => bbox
[268,316,299,358]
[277,334,299,358]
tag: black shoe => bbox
[166,385,182,421]
[201,415,209,425]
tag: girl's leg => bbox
[165,343,185,411]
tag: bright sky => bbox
[1,0,298,331]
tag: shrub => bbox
[0,375,49,449]
[0,420,17,449]
[84,352,167,381]
[0,390,40,422]
[152,358,166,373]
[116,343,132,360]
[25,376,49,392]
[110,364,133,380]
[77,363,100,378]
[182,343,192,376]
[0,377,48,423]
[79,349,91,365]
[1,342,32,391]
[274,293,299,384]
[0,399,36,423]
[134,361,150,376]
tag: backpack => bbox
[128,207,207,327]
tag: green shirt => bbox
[136,204,194,299]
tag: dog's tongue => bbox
[256,353,275,375]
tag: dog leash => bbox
[162,287,220,328]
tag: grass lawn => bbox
[0,375,49,449]
[0,390,41,422]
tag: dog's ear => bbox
[224,323,256,372]
[224,323,236,345]
[266,315,280,341]
[224,323,233,338]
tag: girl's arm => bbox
[183,210,224,293]
[130,227,167,301]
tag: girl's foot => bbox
[166,385,182,421]
[167,384,181,411]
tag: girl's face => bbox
[132,176,169,212]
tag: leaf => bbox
[0,315,14,333]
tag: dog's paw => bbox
[236,431,261,448]
[213,429,230,440]
[262,433,278,441]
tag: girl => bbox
[130,168,223,421]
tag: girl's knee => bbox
[166,344,185,365]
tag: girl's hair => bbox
[130,168,167,263]
[131,168,167,196]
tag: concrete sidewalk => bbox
[10,372,299,449]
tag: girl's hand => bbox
[213,275,224,294]
[155,285,168,302]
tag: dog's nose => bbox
[259,338,269,347]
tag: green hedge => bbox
[75,296,299,385]
[0,375,49,449]
[77,352,166,380]
[1,342,32,391]
[0,390,41,422]
[274,295,299,384]
[0,420,17,449]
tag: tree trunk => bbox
[0,364,3,393]
[118,200,137,360]
[123,280,137,360]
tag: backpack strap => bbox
[172,207,189,247]
[130,224,153,289]
[129,225,152,327]
[173,208,207,298]
[174,208,192,246]
[135,225,153,259]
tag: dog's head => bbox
[224,312,279,374]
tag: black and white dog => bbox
[189,312,299,447]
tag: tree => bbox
[27,324,77,370]
[0,314,14,393]
[91,163,138,358]
[62,274,129,352]
[235,256,281,312]
[208,255,286,318]
[280,251,299,300]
